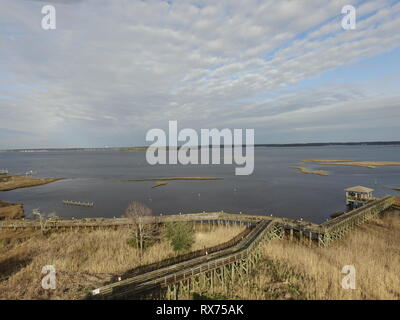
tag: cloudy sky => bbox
[1,0,399,148]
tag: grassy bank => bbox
[0,225,244,299]
[194,212,400,300]
[0,176,60,191]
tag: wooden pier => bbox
[90,219,283,299]
[62,200,94,207]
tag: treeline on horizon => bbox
[1,141,400,152]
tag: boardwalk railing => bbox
[317,195,395,246]
[0,212,258,230]
[119,226,254,279]
[90,220,282,299]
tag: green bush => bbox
[165,221,195,253]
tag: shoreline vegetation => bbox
[119,147,148,152]
[2,140,400,153]
[0,175,61,191]
[303,159,400,169]
[292,166,330,176]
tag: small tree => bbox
[32,209,58,234]
[123,202,155,257]
[165,221,195,253]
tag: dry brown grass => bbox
[0,225,244,300]
[203,212,400,300]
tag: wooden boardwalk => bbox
[90,219,283,299]
[0,195,396,299]
[88,196,395,299]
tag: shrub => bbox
[165,221,195,253]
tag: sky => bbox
[0,0,399,149]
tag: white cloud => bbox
[0,0,399,147]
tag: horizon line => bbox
[1,140,400,151]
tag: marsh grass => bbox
[152,181,168,188]
[292,166,330,176]
[0,176,60,191]
[0,225,244,299]
[303,159,400,169]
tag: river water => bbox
[0,145,399,223]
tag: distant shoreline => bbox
[1,141,400,152]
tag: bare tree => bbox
[123,202,155,257]
[32,209,58,234]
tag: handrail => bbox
[90,220,275,298]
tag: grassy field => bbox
[196,211,400,300]
[0,176,60,191]
[0,225,244,299]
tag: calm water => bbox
[1,145,399,223]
